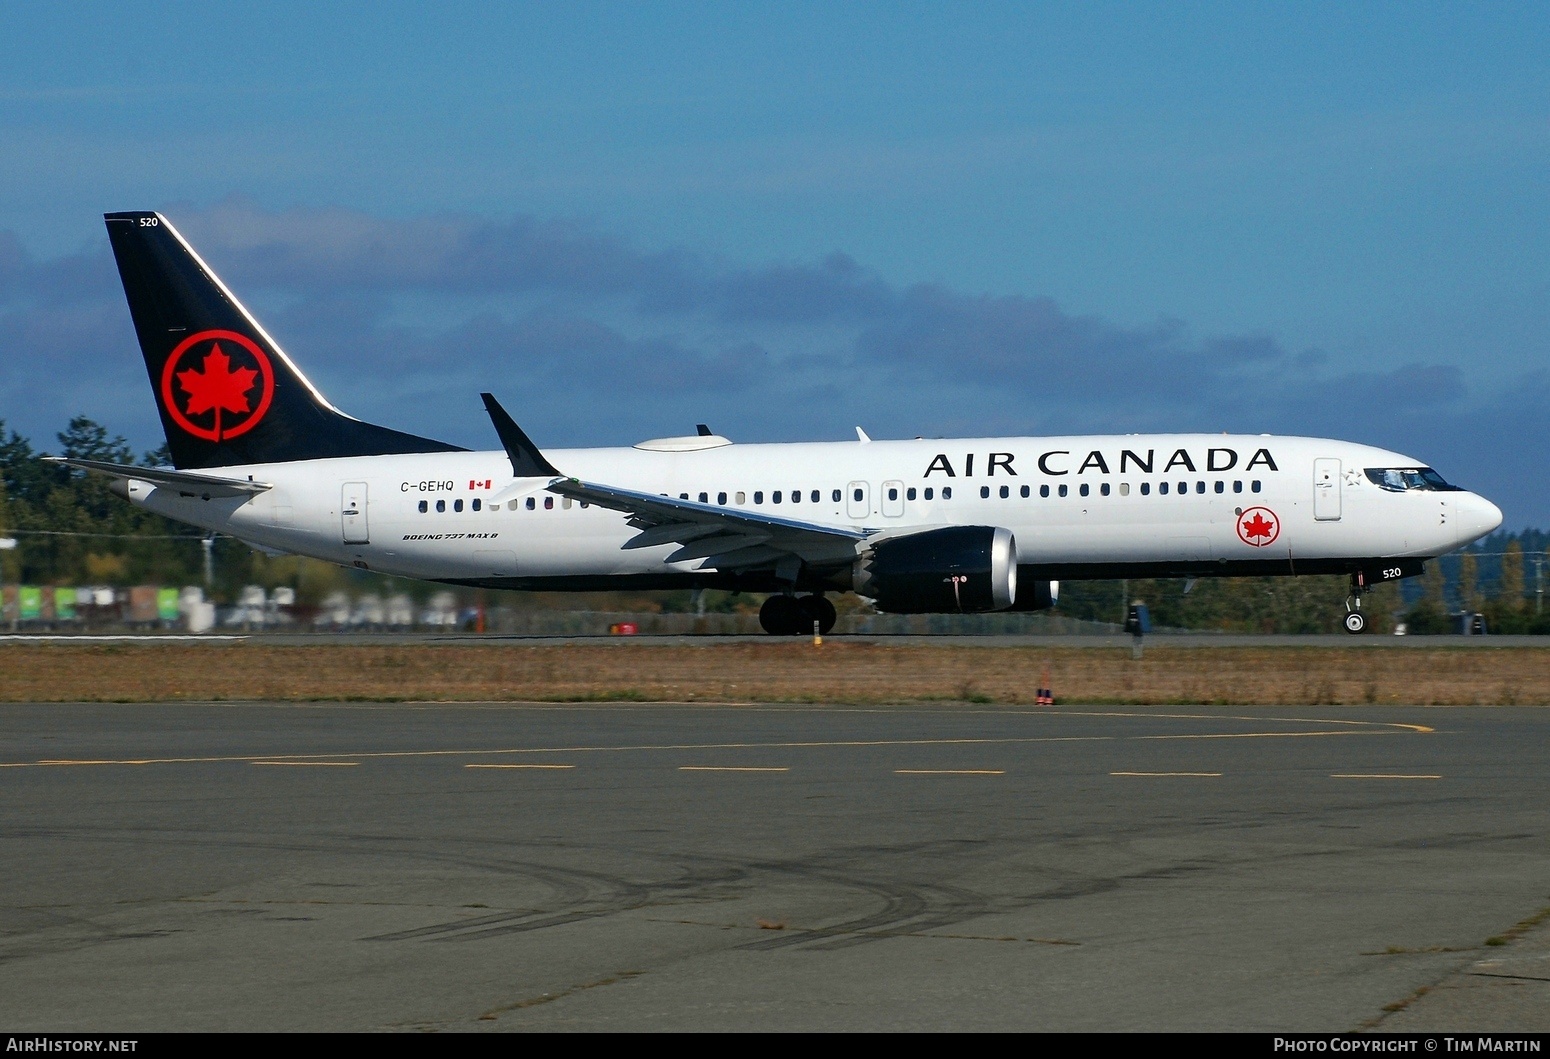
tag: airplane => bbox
[50,211,1505,635]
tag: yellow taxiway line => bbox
[895,769,1005,775]
[1111,771,1222,777]
[1,713,1433,769]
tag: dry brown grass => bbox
[1,641,1548,705]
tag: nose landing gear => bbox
[1343,571,1368,635]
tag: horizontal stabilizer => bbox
[45,457,272,497]
[481,393,561,478]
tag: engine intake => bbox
[854,526,1017,613]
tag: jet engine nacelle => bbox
[853,526,1017,614]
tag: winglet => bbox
[480,393,562,477]
[856,426,871,443]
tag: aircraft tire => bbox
[799,595,838,635]
[759,595,804,636]
[1344,611,1367,635]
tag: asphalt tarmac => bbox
[1,700,1547,1032]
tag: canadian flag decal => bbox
[469,479,492,490]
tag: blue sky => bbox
[1,2,1547,525]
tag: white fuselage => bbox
[120,432,1503,586]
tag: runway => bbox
[1,701,1547,1031]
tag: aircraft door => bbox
[342,482,370,544]
[881,480,905,518]
[1313,459,1341,521]
[846,480,871,521]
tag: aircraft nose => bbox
[1455,492,1503,545]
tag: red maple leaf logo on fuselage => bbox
[1236,507,1280,547]
[1242,513,1274,540]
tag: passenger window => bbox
[544,497,554,510]
[1252,480,1262,493]
[581,502,589,509]
[754,491,764,504]
[1196,482,1205,494]
[924,487,934,500]
[526,497,536,510]
[736,491,746,504]
[774,491,783,504]
[1118,483,1129,496]
[1177,482,1187,494]
[1058,484,1068,497]
[942,487,952,499]
[791,490,801,504]
[698,492,708,503]
[418,500,428,513]
[980,486,990,499]
[1214,481,1224,494]
[907,487,917,500]
[1040,484,1050,498]
[1160,482,1169,495]
[1101,483,1111,496]
[508,499,518,510]
[1079,483,1090,497]
[811,490,820,503]
[832,489,842,503]
[889,487,899,501]
[999,485,1010,499]
[562,498,573,509]
[853,488,863,502]
[472,498,482,511]
[1020,485,1030,498]
[1233,481,1243,494]
[717,492,727,505]
[680,493,689,500]
[1141,483,1151,495]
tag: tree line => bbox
[2,416,1546,633]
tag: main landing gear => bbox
[760,594,837,636]
[1343,572,1368,635]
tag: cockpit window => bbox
[1365,467,1459,492]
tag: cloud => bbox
[0,199,1536,525]
[178,199,898,325]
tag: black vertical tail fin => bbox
[104,211,462,469]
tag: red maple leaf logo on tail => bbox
[159,330,275,442]
[175,344,258,442]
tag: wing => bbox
[547,478,867,574]
[477,392,866,575]
[44,457,272,498]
